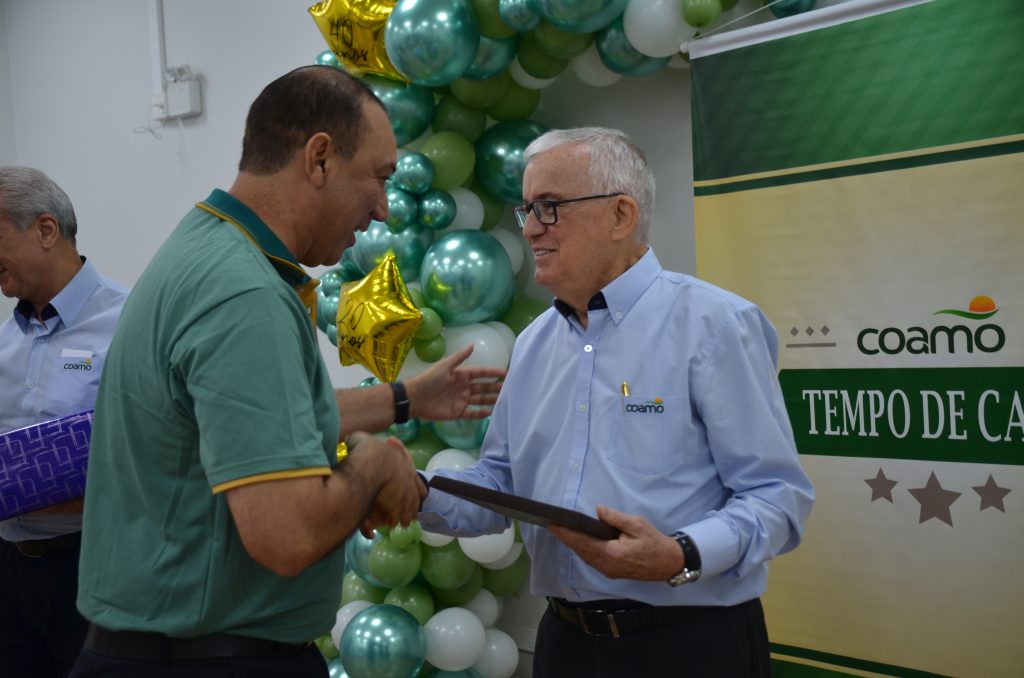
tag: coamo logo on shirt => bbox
[625,397,665,414]
[63,358,93,371]
[857,295,1005,355]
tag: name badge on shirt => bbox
[60,348,94,372]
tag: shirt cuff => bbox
[677,513,737,579]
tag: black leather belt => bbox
[547,597,720,638]
[6,531,82,558]
[84,624,313,661]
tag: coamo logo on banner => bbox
[857,295,1005,355]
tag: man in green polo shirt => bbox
[70,66,503,678]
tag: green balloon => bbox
[390,521,424,550]
[407,427,446,470]
[341,571,389,606]
[720,0,739,8]
[474,119,547,204]
[498,295,551,333]
[450,71,512,110]
[420,541,476,589]
[683,0,722,28]
[315,634,340,660]
[416,307,444,339]
[533,22,593,60]
[414,335,446,363]
[433,95,487,142]
[387,418,421,443]
[420,132,476,191]
[471,182,507,230]
[384,584,436,625]
[429,564,484,606]
[516,31,569,79]
[481,547,530,595]
[363,75,435,146]
[486,81,541,121]
[314,50,342,69]
[408,288,426,308]
[369,537,422,588]
[468,0,518,38]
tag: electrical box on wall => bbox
[166,79,201,119]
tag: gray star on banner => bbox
[972,475,1011,512]
[908,472,961,526]
[864,468,898,502]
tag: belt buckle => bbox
[576,608,621,638]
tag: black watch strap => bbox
[390,381,410,424]
[668,531,702,587]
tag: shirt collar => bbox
[13,257,99,331]
[553,247,661,326]
[196,189,311,288]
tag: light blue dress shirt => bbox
[420,248,814,606]
[0,259,128,541]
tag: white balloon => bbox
[571,44,622,88]
[487,228,524,275]
[420,528,455,547]
[479,541,523,570]
[449,187,485,231]
[508,56,558,90]
[331,600,373,651]
[425,607,487,671]
[442,323,511,370]
[463,588,502,628]
[471,628,520,678]
[425,448,479,473]
[458,525,516,564]
[484,320,517,355]
[623,0,697,58]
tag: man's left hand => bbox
[407,344,505,421]
[548,505,684,581]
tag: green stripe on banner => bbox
[780,368,1024,464]
[691,0,1024,181]
[771,644,949,677]
[693,139,1024,196]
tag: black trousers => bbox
[0,536,89,678]
[533,598,771,678]
[68,644,328,677]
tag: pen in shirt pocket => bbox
[621,380,630,411]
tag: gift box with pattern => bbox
[0,410,92,520]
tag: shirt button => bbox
[578,404,587,412]
[615,312,623,320]
[26,382,35,389]
[584,344,593,352]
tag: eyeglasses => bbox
[513,193,624,229]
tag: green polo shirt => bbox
[78,189,342,642]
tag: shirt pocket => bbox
[608,394,689,474]
[42,353,103,417]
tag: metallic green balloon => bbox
[314,50,342,69]
[595,16,671,76]
[386,186,419,232]
[392,153,435,196]
[769,0,815,18]
[385,0,482,87]
[534,0,628,33]
[419,231,516,326]
[418,189,457,231]
[319,268,346,297]
[326,657,349,678]
[388,417,421,442]
[363,75,435,146]
[432,416,490,449]
[351,220,434,281]
[500,0,542,33]
[340,605,427,678]
[474,119,547,204]
[316,291,339,332]
[464,35,519,80]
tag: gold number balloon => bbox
[336,252,422,383]
[309,0,406,81]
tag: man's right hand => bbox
[346,433,426,535]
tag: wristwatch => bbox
[390,381,410,424]
[667,531,702,587]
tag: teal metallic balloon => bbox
[499,0,541,32]
[534,0,627,33]
[319,268,346,297]
[326,324,338,347]
[419,231,515,326]
[386,186,419,233]
[350,220,434,281]
[464,35,519,80]
[595,16,671,76]
[392,153,435,196]
[387,417,421,442]
[340,605,427,678]
[326,657,350,678]
[358,376,382,388]
[315,50,343,69]
[363,75,435,146]
[344,531,385,587]
[317,291,339,332]
[432,416,490,449]
[385,0,482,87]
[418,189,457,231]
[474,119,547,204]
[338,249,366,281]
[769,0,815,17]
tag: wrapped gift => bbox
[0,410,93,521]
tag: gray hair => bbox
[0,166,78,244]
[524,127,655,244]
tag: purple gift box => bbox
[0,410,93,521]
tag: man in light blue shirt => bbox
[419,128,814,676]
[0,166,128,678]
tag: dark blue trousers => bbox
[69,644,328,677]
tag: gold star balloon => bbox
[337,252,422,383]
[309,0,406,82]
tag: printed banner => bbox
[691,1,1023,676]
